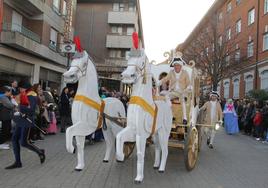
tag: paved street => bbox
[0,128,268,188]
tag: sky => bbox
[139,0,215,63]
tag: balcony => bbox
[108,11,137,24]
[1,23,67,66]
[11,0,45,16]
[106,35,132,48]
[96,59,127,73]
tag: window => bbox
[245,75,253,94]
[128,3,136,12]
[227,2,232,13]
[11,11,22,32]
[111,26,122,35]
[248,8,255,25]
[236,0,241,5]
[53,0,60,14]
[235,49,240,62]
[109,50,124,58]
[247,41,254,57]
[50,28,58,50]
[126,51,131,60]
[265,0,268,14]
[224,81,230,99]
[233,78,240,99]
[113,3,119,11]
[62,0,67,15]
[127,27,134,35]
[218,12,223,21]
[119,3,125,11]
[260,70,268,90]
[226,28,231,40]
[263,33,268,51]
[236,19,241,34]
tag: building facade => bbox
[178,0,268,99]
[0,0,76,91]
[75,0,144,91]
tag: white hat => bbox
[209,91,219,98]
[171,58,184,66]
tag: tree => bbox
[181,12,251,91]
[247,90,268,102]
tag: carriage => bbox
[120,50,220,171]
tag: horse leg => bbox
[158,128,169,173]
[116,127,135,162]
[153,133,161,169]
[135,134,147,183]
[66,123,80,153]
[102,126,115,163]
[75,135,86,171]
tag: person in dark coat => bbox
[5,81,45,169]
[0,86,16,149]
[59,87,71,133]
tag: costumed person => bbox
[46,103,57,134]
[223,99,239,135]
[157,55,190,124]
[5,81,45,169]
[200,91,223,149]
[59,87,71,133]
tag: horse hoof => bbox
[158,170,165,173]
[103,160,109,163]
[153,166,159,170]
[74,168,82,172]
[116,159,124,163]
[134,180,142,184]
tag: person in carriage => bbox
[156,57,190,125]
[200,91,223,149]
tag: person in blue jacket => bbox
[5,81,45,169]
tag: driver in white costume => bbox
[157,58,190,125]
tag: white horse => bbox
[116,49,173,183]
[63,51,126,170]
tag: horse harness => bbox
[129,96,158,137]
[73,94,126,130]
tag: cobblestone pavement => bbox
[0,128,268,188]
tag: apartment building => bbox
[75,0,144,91]
[178,0,268,99]
[0,0,76,91]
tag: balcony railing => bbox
[2,22,41,43]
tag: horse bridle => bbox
[126,60,147,83]
[68,57,89,77]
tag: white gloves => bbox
[11,98,18,107]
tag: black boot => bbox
[39,149,46,164]
[207,137,210,145]
[5,162,22,169]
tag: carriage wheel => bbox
[197,126,202,152]
[123,142,135,159]
[184,127,199,171]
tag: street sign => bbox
[61,43,75,53]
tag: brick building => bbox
[0,0,76,91]
[178,0,268,99]
[75,0,144,91]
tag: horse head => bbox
[121,49,149,84]
[63,51,90,83]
